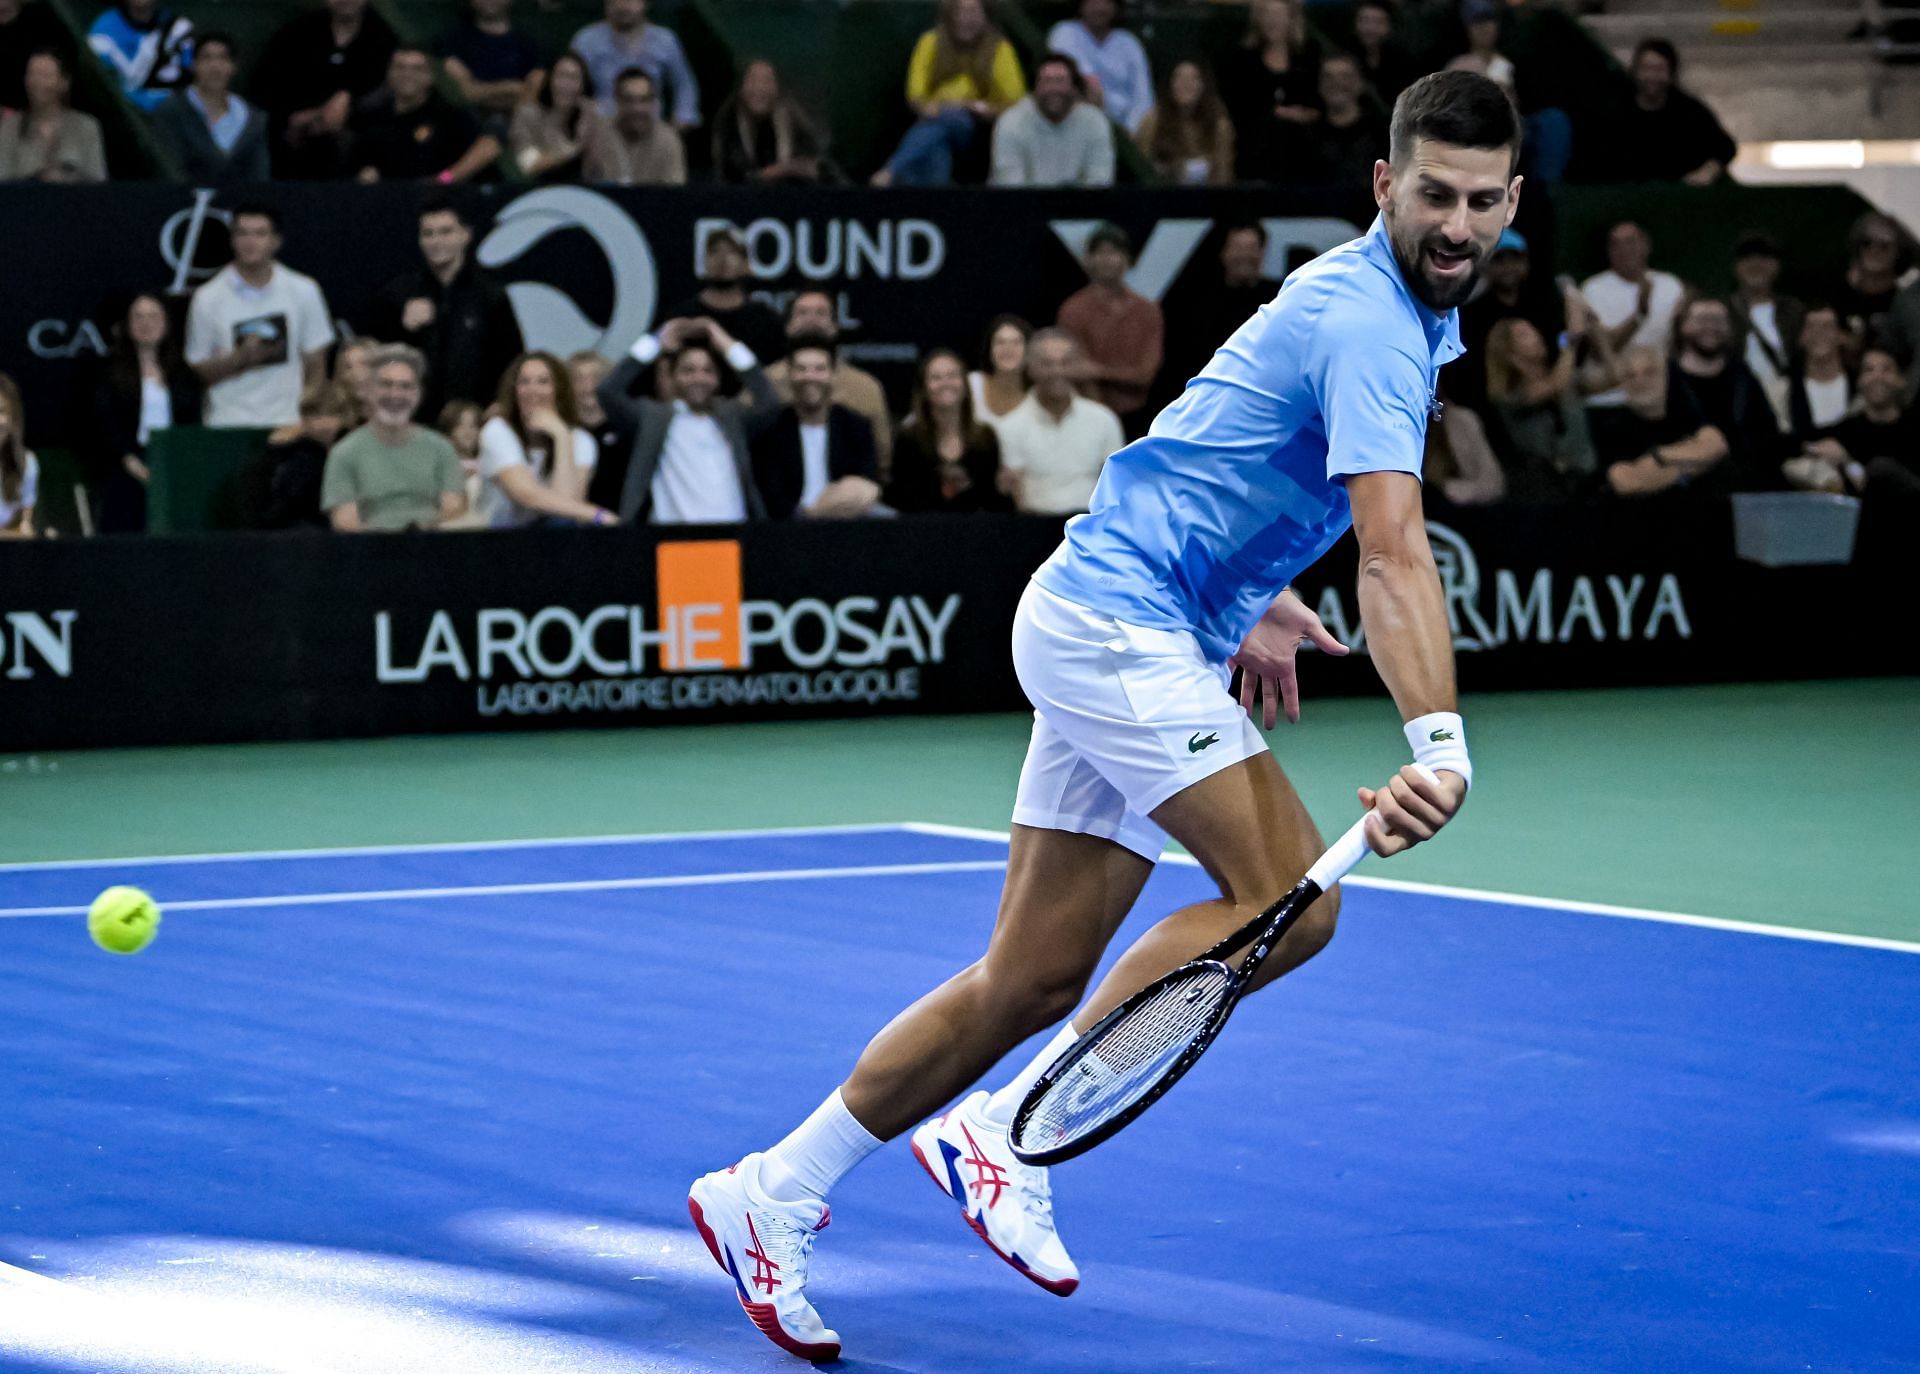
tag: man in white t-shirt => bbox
[1580,220,1684,408]
[996,327,1123,515]
[186,202,336,428]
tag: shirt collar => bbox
[1362,214,1466,364]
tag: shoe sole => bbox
[687,1186,842,1364]
[909,1127,1080,1298]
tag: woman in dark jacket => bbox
[89,292,201,533]
[886,348,1012,513]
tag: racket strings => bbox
[1015,963,1233,1152]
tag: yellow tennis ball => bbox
[88,886,160,955]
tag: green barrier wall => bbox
[147,426,271,535]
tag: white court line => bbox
[899,822,1920,955]
[0,859,1008,919]
[0,821,915,872]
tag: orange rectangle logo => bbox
[656,540,744,671]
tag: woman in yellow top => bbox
[872,0,1026,186]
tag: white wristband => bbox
[1405,711,1471,791]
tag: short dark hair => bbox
[194,30,237,61]
[1036,51,1083,90]
[231,200,282,234]
[786,330,838,367]
[1632,37,1679,77]
[392,42,434,64]
[1355,0,1393,14]
[1087,222,1134,259]
[669,336,726,374]
[785,288,836,323]
[417,192,468,227]
[1221,220,1269,248]
[1389,70,1520,174]
[1732,230,1780,262]
[616,66,655,95]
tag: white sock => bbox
[760,1088,883,1203]
[981,1021,1081,1129]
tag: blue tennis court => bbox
[2,823,1916,1373]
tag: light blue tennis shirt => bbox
[1035,214,1463,663]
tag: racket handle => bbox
[1304,813,1375,891]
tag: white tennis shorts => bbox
[1010,580,1267,861]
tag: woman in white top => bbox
[0,373,39,538]
[477,352,620,528]
[966,313,1032,435]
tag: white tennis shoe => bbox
[910,1090,1080,1295]
[688,1154,840,1363]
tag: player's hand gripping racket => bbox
[1009,800,1387,1166]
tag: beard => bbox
[1387,216,1486,311]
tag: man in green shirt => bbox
[321,343,468,531]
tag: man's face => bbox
[1028,337,1077,400]
[1859,350,1904,408]
[1033,63,1077,122]
[194,42,235,92]
[1378,139,1520,311]
[703,237,748,284]
[1608,223,1650,278]
[1856,218,1901,274]
[1080,0,1115,31]
[471,0,510,22]
[1801,309,1840,357]
[22,53,63,107]
[418,211,470,273]
[389,51,433,105]
[570,356,609,413]
[1619,349,1665,409]
[1679,301,1731,359]
[1354,3,1390,46]
[1632,49,1673,104]
[231,214,280,270]
[1488,249,1527,292]
[1733,250,1778,296]
[616,76,656,132]
[328,0,367,23]
[1086,241,1129,288]
[1319,58,1361,109]
[788,347,834,411]
[607,0,645,31]
[371,363,422,427]
[786,292,836,338]
[672,348,720,409]
[1220,228,1264,285]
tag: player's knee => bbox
[1291,887,1340,959]
[981,960,1088,1037]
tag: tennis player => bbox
[690,70,1515,1361]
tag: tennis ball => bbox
[88,886,160,955]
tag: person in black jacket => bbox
[367,196,523,418]
[252,0,396,179]
[886,347,1011,514]
[1575,38,1734,185]
[88,292,202,533]
[151,32,271,185]
[752,334,880,520]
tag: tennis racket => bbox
[1008,797,1391,1167]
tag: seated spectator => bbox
[1832,212,1911,350]
[572,0,698,127]
[765,290,892,476]
[1668,295,1780,491]
[991,52,1113,188]
[969,314,1032,436]
[997,328,1123,515]
[571,351,632,510]
[151,31,269,185]
[1577,37,1734,185]
[1591,345,1728,498]
[753,336,880,521]
[1452,1,1515,90]
[371,198,523,418]
[0,373,37,539]
[1046,0,1152,135]
[583,67,685,185]
[1160,221,1278,398]
[1349,0,1417,107]
[0,51,105,182]
[712,59,822,184]
[1055,223,1163,435]
[1302,53,1386,188]
[1787,303,1853,445]
[440,0,542,141]
[255,0,396,180]
[598,317,779,524]
[873,0,1024,187]
[1135,60,1233,186]
[88,292,201,535]
[1449,2,1570,184]
[887,347,1012,514]
[663,226,785,366]
[0,0,73,112]
[1456,227,1564,406]
[185,203,336,429]
[1581,221,1684,406]
[1424,391,1506,507]
[88,0,191,112]
[478,351,616,527]
[1218,0,1321,183]
[247,380,352,530]
[321,344,468,531]
[1729,231,1803,432]
[352,46,500,184]
[1484,315,1596,502]
[434,398,487,529]
[333,338,377,425]
[509,51,601,182]
[1785,347,1914,495]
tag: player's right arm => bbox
[1345,467,1469,856]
